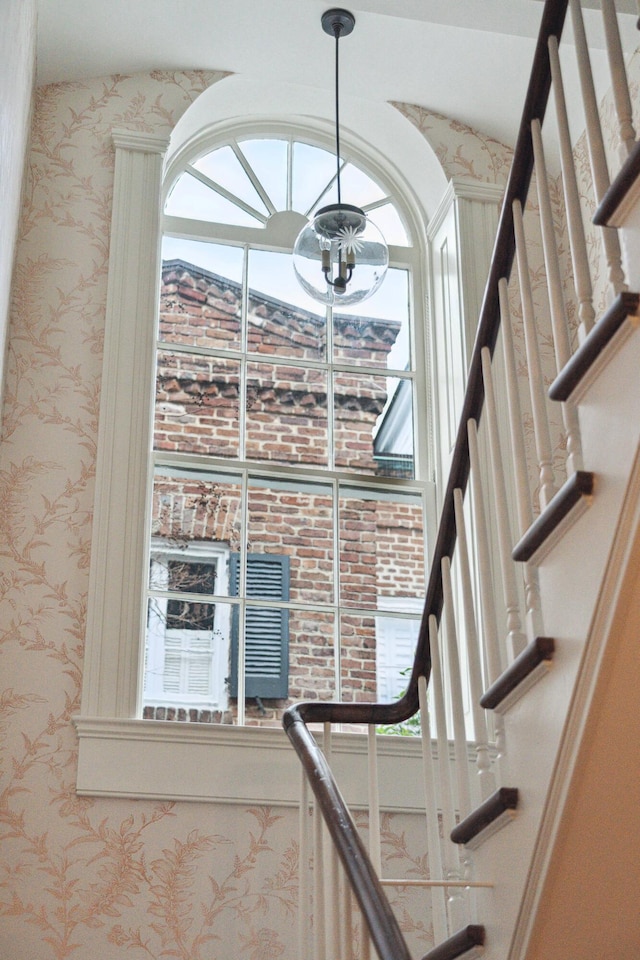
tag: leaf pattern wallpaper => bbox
[1,34,639,960]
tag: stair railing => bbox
[284,1,637,956]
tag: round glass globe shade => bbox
[293,206,388,307]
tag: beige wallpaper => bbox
[0,0,36,400]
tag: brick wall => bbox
[147,260,424,725]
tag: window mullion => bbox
[231,140,278,217]
[286,137,293,212]
[303,160,347,219]
[186,164,269,225]
[360,195,392,214]
[332,477,342,704]
[237,468,250,725]
[327,305,335,472]
[240,245,249,463]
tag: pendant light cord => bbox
[334,25,342,206]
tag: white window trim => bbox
[74,127,438,805]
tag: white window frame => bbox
[144,541,230,711]
[74,127,437,804]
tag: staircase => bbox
[284,1,640,957]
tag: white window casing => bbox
[74,126,437,805]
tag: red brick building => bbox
[143,259,426,726]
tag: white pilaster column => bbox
[82,129,168,719]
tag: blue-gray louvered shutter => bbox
[229,553,290,698]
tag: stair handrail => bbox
[283,2,570,957]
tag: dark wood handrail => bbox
[283,1,569,955]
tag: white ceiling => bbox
[35,0,639,153]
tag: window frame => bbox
[74,126,437,803]
[144,540,231,712]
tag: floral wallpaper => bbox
[0,69,438,960]
[391,104,515,187]
[0,0,36,394]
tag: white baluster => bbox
[343,880,354,960]
[481,346,528,659]
[512,198,558,509]
[569,0,626,295]
[330,851,340,960]
[313,797,326,960]
[601,0,636,161]
[454,487,495,800]
[428,615,465,931]
[441,556,472,820]
[498,281,544,640]
[323,723,341,959]
[300,768,312,960]
[367,725,382,876]
[418,674,449,941]
[467,418,508,785]
[439,567,474,923]
[531,118,583,477]
[466,418,504,682]
[548,34,596,341]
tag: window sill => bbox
[74,716,428,809]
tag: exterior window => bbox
[144,543,231,719]
[144,133,428,727]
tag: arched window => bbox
[143,131,431,726]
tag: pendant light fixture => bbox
[293,8,389,306]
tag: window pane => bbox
[160,242,243,352]
[246,361,328,467]
[340,612,377,703]
[165,171,264,227]
[334,268,410,370]
[192,146,269,218]
[149,554,218,598]
[238,138,288,212]
[247,478,334,605]
[289,609,337,705]
[375,612,421,703]
[327,162,386,209]
[338,488,425,608]
[292,142,337,214]
[247,249,326,361]
[154,351,240,458]
[367,203,409,246]
[150,469,242,570]
[372,377,415,479]
[333,371,394,474]
[308,178,339,215]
